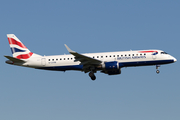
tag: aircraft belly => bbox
[36,64,83,71]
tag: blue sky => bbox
[0,0,180,120]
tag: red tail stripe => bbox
[139,51,158,53]
[8,38,27,49]
[16,52,33,59]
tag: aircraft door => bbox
[41,58,46,66]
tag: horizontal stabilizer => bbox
[4,55,25,63]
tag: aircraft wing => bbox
[64,44,102,66]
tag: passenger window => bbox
[121,55,123,57]
[140,54,142,56]
[64,58,66,60]
[52,59,54,61]
[106,56,107,58]
[49,59,50,61]
[129,54,131,56]
[125,55,127,56]
[67,58,69,60]
[97,56,99,58]
[113,55,115,57]
[110,55,111,57]
[144,53,146,55]
[101,56,103,58]
[117,55,119,57]
[132,54,134,56]
[56,59,58,61]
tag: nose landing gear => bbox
[156,65,160,74]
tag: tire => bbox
[156,70,160,74]
[89,72,96,80]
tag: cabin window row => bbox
[49,58,74,61]
[48,53,146,61]
[93,53,146,58]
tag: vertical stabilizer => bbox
[7,34,41,59]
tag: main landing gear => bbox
[156,65,160,74]
[89,72,96,80]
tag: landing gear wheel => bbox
[91,76,96,80]
[156,65,160,74]
[89,72,96,80]
[156,70,160,74]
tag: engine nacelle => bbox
[106,69,121,75]
[103,61,119,70]
[101,61,122,75]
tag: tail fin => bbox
[7,34,41,59]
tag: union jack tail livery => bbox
[7,34,41,60]
[7,34,33,59]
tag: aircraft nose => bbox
[173,57,177,62]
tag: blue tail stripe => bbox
[11,47,26,54]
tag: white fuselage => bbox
[21,49,176,72]
[5,34,177,80]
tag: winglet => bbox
[64,44,75,53]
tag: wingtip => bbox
[64,44,75,53]
[64,44,68,49]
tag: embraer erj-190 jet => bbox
[5,34,177,80]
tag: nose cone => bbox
[174,57,177,62]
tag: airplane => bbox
[5,34,177,80]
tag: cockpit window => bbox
[161,52,168,54]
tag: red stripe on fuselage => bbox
[8,38,27,49]
[16,52,33,59]
[139,51,158,53]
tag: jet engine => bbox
[101,61,123,75]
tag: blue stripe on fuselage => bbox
[37,65,83,71]
[36,60,174,71]
[120,59,174,67]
